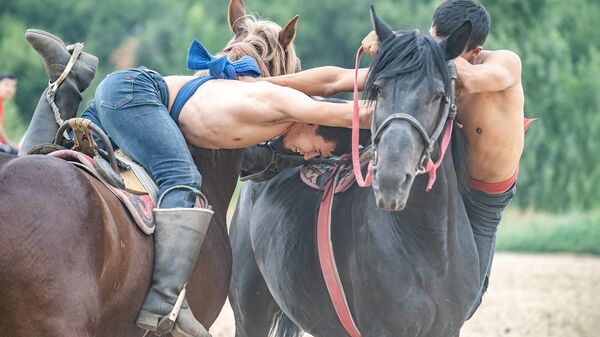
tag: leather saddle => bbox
[28,118,158,234]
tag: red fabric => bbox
[524,117,536,131]
[469,167,518,194]
[317,174,362,337]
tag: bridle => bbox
[352,47,458,191]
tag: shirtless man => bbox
[428,0,525,315]
[22,29,371,337]
[264,0,526,316]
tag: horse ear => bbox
[279,15,299,50]
[370,5,393,41]
[440,21,472,60]
[228,0,247,34]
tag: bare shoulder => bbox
[482,50,522,71]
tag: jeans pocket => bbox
[99,70,140,109]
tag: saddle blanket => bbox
[48,150,156,234]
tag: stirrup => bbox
[46,43,84,129]
[155,284,188,335]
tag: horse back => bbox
[0,155,152,336]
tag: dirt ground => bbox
[210,253,600,337]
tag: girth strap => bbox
[317,169,362,337]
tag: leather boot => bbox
[19,29,98,154]
[136,207,214,337]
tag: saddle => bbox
[29,118,158,234]
[300,147,373,194]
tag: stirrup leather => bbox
[46,43,84,129]
[155,284,187,335]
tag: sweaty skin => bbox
[163,76,372,152]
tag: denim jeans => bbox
[81,67,200,208]
[465,184,516,317]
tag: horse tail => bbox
[269,310,302,337]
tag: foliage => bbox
[0,0,598,212]
[497,208,600,255]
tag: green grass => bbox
[496,208,600,255]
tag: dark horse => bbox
[230,8,480,337]
[0,1,300,336]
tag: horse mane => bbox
[364,30,451,103]
[224,14,301,76]
[200,14,301,160]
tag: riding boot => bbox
[19,29,98,154]
[136,207,214,337]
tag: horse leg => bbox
[229,191,281,337]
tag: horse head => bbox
[366,6,471,210]
[225,0,301,76]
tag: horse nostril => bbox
[400,173,412,187]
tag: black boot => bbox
[136,207,213,337]
[19,29,98,154]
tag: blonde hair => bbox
[223,15,301,77]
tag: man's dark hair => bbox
[0,72,16,81]
[316,126,370,156]
[432,0,490,51]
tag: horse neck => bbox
[393,153,459,269]
[190,147,243,230]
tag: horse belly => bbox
[250,181,350,337]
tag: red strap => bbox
[352,47,373,187]
[425,120,454,191]
[317,176,362,337]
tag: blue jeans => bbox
[81,67,201,208]
[465,184,516,317]
[0,143,18,155]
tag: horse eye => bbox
[374,85,382,95]
[432,94,443,102]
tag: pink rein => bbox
[351,47,373,187]
[351,47,454,192]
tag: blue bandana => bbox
[186,39,261,79]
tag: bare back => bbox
[165,76,291,149]
[455,50,525,183]
[163,76,370,149]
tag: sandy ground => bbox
[210,253,600,337]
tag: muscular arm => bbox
[257,82,372,128]
[455,50,522,94]
[259,66,369,97]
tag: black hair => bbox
[316,125,370,156]
[0,72,16,81]
[432,0,490,51]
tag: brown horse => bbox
[0,1,300,336]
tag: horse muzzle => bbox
[372,169,414,211]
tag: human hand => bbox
[359,101,373,129]
[361,31,380,56]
